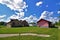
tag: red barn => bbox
[37,19,52,28]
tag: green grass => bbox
[0,27,58,40]
[0,36,58,40]
[0,27,58,34]
[0,25,6,28]
[58,29,60,40]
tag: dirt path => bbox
[0,34,19,38]
[0,33,50,38]
[20,33,50,37]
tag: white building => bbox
[29,22,37,26]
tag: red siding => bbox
[37,19,49,28]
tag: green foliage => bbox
[54,15,60,28]
[0,22,5,25]
[0,22,6,28]
[55,20,60,26]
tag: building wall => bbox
[29,23,37,26]
[37,20,49,28]
[7,19,29,27]
[7,23,11,28]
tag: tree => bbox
[55,16,60,28]
[0,22,6,26]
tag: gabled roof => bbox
[7,19,19,24]
[11,19,19,21]
[37,19,52,23]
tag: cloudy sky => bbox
[0,0,60,23]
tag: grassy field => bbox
[0,27,58,40]
[58,29,60,40]
[0,36,58,40]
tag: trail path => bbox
[0,33,50,38]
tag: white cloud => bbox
[58,11,60,14]
[0,0,28,10]
[39,11,59,23]
[16,12,24,17]
[0,0,28,22]
[5,12,24,22]
[10,15,18,19]
[36,1,43,6]
[0,0,28,20]
[0,19,4,22]
[39,11,53,19]
[4,18,10,23]
[47,17,59,23]
[0,15,6,19]
[23,15,38,23]
[10,12,24,19]
[0,15,6,22]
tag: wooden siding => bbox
[37,19,51,28]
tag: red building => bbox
[37,19,52,28]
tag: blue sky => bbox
[25,0,60,16]
[0,0,60,23]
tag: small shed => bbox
[7,19,29,27]
[29,22,37,26]
[37,19,53,28]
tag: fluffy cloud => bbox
[23,15,38,23]
[36,1,43,6]
[39,11,59,23]
[0,15,6,19]
[0,0,28,10]
[4,18,10,23]
[47,17,59,23]
[0,0,28,20]
[6,11,24,22]
[0,19,4,22]
[9,12,24,19]
[10,15,19,19]
[0,15,6,22]
[39,11,53,19]
[58,11,60,14]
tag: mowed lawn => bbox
[0,27,58,40]
[58,29,60,40]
